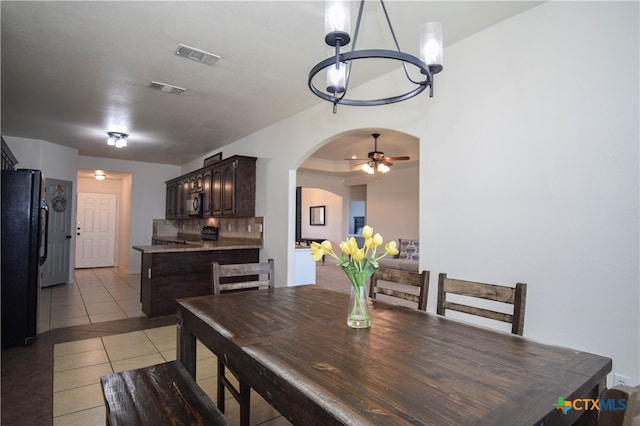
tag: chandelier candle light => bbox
[310,225,399,328]
[309,0,443,113]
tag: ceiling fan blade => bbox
[386,156,410,161]
[382,160,394,166]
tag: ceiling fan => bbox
[347,133,410,174]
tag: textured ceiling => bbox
[1,1,542,166]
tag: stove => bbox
[200,226,219,241]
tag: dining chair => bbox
[369,267,430,311]
[212,258,275,295]
[436,273,527,335]
[597,384,640,426]
[211,259,275,426]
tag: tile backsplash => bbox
[153,217,264,241]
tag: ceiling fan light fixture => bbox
[354,133,409,175]
[377,163,390,174]
[309,0,443,113]
[361,163,375,174]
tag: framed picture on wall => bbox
[310,205,325,226]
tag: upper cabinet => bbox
[219,157,256,217]
[165,155,256,219]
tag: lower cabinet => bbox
[139,248,259,317]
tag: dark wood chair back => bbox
[437,273,527,335]
[597,384,640,426]
[369,268,430,311]
[212,259,275,295]
[210,258,275,426]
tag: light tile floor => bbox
[44,265,351,426]
[52,325,291,426]
[38,268,302,426]
[39,268,145,333]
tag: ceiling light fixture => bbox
[107,132,128,148]
[94,171,106,181]
[309,0,443,113]
[361,161,390,174]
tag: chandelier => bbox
[107,132,128,148]
[308,0,443,113]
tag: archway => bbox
[293,128,420,286]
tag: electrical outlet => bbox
[613,373,631,386]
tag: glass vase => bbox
[345,269,372,329]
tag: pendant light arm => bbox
[340,0,366,102]
[380,0,400,52]
[351,0,366,51]
[380,0,425,87]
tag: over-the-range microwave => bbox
[187,192,203,216]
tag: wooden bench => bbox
[100,361,230,426]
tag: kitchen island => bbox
[133,237,262,317]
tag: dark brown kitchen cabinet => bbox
[221,161,236,215]
[190,173,202,193]
[165,180,178,218]
[139,247,259,317]
[201,168,213,216]
[215,156,256,217]
[212,166,223,216]
[165,155,256,219]
[177,177,189,218]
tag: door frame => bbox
[42,178,73,287]
[75,192,118,269]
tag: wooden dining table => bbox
[176,285,611,425]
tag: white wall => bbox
[4,136,79,283]
[422,1,638,385]
[365,167,419,243]
[300,187,343,245]
[195,2,638,385]
[78,156,180,273]
[297,171,352,244]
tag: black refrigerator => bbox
[1,169,49,348]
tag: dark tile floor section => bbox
[1,315,176,426]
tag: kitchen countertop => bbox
[133,237,263,253]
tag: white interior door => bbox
[42,179,73,286]
[75,192,117,268]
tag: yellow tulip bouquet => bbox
[310,225,399,328]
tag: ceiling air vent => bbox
[175,44,221,66]
[148,81,187,96]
